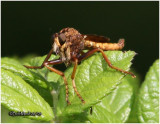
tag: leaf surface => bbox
[137,59,159,123]
[1,69,54,121]
[87,73,140,123]
[1,57,53,106]
[55,51,136,119]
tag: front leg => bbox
[24,48,53,69]
[71,58,85,104]
[24,53,71,105]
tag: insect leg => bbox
[71,58,85,104]
[24,48,71,104]
[24,48,53,69]
[44,60,71,105]
[78,48,136,78]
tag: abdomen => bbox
[84,39,125,50]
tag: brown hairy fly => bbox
[24,27,136,105]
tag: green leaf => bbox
[1,57,53,106]
[20,54,37,64]
[55,51,136,120]
[87,72,140,123]
[137,59,159,123]
[13,54,37,64]
[1,68,54,122]
[47,72,61,83]
[88,106,120,123]
[126,71,142,123]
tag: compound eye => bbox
[58,33,66,45]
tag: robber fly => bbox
[24,27,136,105]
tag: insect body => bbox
[24,27,136,105]
[53,28,85,66]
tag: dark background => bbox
[2,1,159,80]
